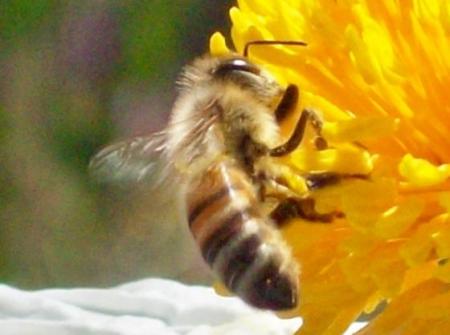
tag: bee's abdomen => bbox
[186,159,299,310]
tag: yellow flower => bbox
[210,1,450,334]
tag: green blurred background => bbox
[0,0,232,288]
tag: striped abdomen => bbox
[186,159,299,310]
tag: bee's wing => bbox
[88,109,219,284]
[89,130,213,283]
[90,103,220,187]
[89,131,174,187]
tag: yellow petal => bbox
[356,280,450,335]
[284,146,374,175]
[209,32,230,56]
[374,197,424,239]
[439,192,450,213]
[213,1,450,333]
[400,215,446,266]
[399,154,450,187]
[322,116,398,143]
[434,260,450,284]
[432,221,450,260]
[341,178,397,231]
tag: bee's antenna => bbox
[243,40,308,58]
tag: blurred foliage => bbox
[0,0,231,288]
[0,0,59,45]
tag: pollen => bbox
[210,1,450,334]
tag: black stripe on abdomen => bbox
[201,209,251,265]
[188,186,230,226]
[222,234,261,291]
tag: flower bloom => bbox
[210,1,450,334]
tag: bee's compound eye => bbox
[214,58,261,76]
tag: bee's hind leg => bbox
[270,197,343,227]
[268,172,369,227]
[254,159,343,226]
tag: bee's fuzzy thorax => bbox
[170,55,283,166]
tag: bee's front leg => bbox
[271,108,328,157]
[274,84,299,123]
[253,156,309,200]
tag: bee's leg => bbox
[242,135,270,174]
[271,173,344,225]
[268,172,369,226]
[304,171,341,190]
[255,160,341,225]
[253,156,310,198]
[305,171,367,190]
[274,84,299,123]
[271,108,328,157]
[270,197,343,227]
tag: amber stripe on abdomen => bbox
[186,161,256,248]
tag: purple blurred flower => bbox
[60,5,121,81]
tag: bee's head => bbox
[211,56,283,102]
[178,41,306,106]
[178,55,283,104]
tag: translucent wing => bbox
[89,103,220,188]
[89,131,171,187]
[88,107,220,285]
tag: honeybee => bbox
[90,41,340,311]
